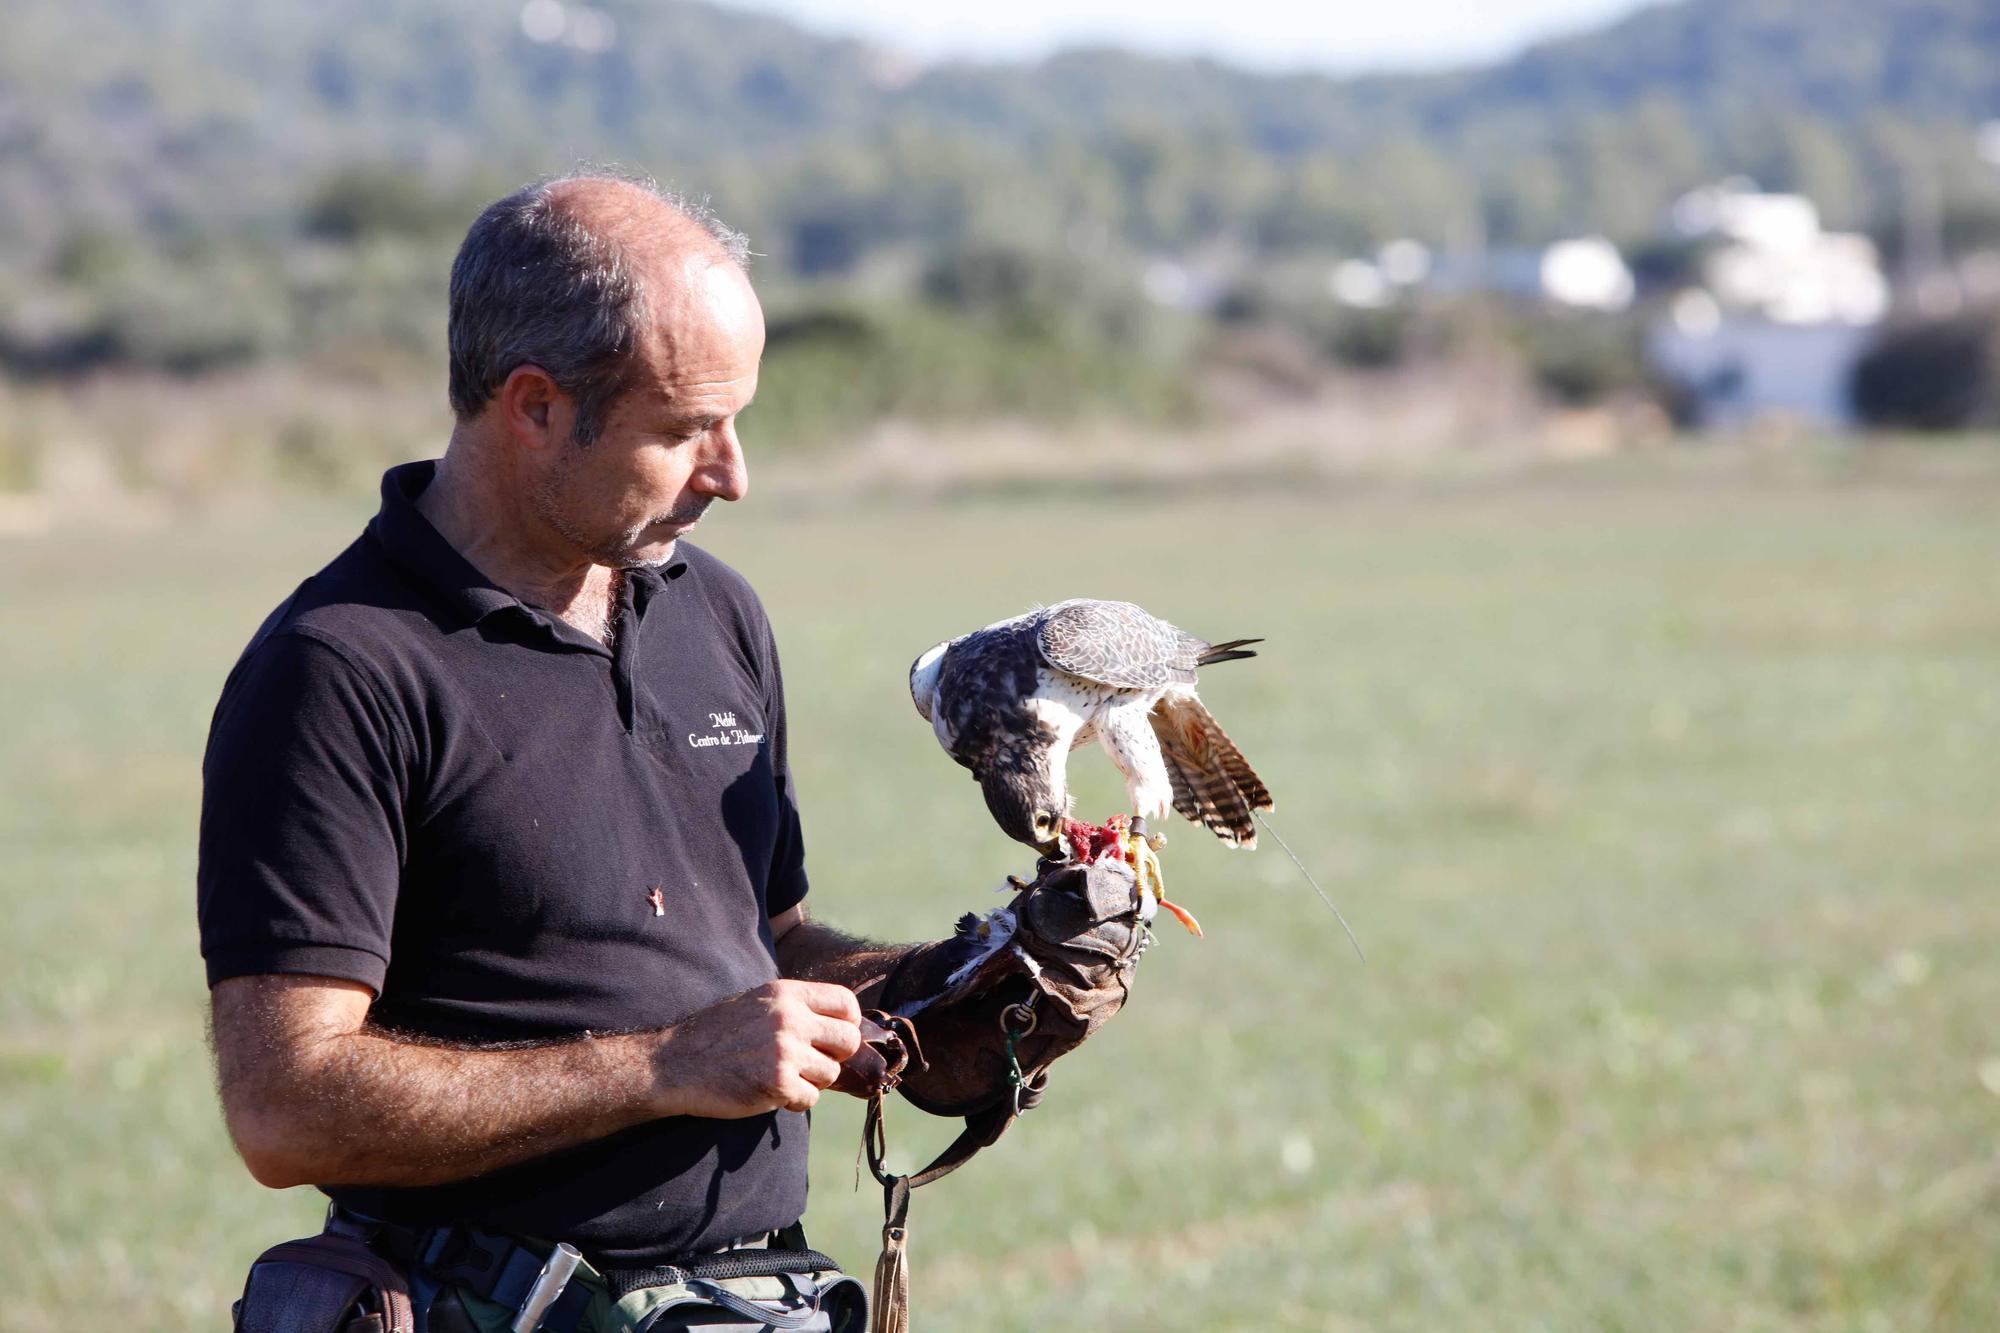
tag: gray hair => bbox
[446,169,750,444]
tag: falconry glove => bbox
[860,852,1148,1122]
[839,847,1149,1333]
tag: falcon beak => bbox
[1031,810,1063,855]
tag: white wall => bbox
[1647,318,1877,428]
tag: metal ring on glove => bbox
[999,1001,1038,1037]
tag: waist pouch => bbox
[235,1210,862,1333]
[233,1232,415,1333]
[434,1252,867,1333]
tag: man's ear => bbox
[495,365,574,453]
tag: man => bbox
[199,172,903,1330]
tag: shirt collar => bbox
[366,460,687,631]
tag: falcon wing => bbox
[1035,600,1204,689]
[1150,689,1273,848]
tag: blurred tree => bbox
[1516,312,1648,405]
[8,0,2000,440]
[301,165,476,242]
[1851,311,2000,429]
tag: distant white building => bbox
[1650,293,1878,428]
[1423,236,1634,311]
[1649,181,1889,428]
[1540,237,1635,311]
[1672,181,1888,325]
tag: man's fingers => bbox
[779,1077,822,1114]
[795,1048,843,1093]
[788,980,862,1023]
[808,1013,864,1062]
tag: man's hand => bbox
[652,979,864,1117]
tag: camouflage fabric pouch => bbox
[433,1257,866,1333]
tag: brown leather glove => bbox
[857,854,1149,1119]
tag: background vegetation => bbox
[8,0,2000,442]
[7,3,2000,1329]
[4,444,1999,1330]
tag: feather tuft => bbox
[1196,637,1263,667]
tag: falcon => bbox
[908,599,1273,935]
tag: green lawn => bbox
[3,442,1998,1331]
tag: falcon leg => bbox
[1125,817,1201,937]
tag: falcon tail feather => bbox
[1196,637,1263,667]
[1150,695,1266,846]
[1254,811,1366,963]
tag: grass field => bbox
[3,442,1998,1331]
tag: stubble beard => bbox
[531,444,713,570]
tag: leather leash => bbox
[847,1003,1047,1333]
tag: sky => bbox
[724,0,1661,74]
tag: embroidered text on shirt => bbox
[687,709,765,748]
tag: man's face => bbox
[532,256,765,569]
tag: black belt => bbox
[599,1224,843,1302]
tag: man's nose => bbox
[695,423,749,503]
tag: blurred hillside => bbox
[6,0,2000,481]
[11,0,2000,257]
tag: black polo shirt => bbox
[197,460,811,1264]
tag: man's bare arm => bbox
[770,903,913,998]
[211,972,862,1191]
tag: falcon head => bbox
[910,638,1065,853]
[978,751,1066,854]
[908,640,949,724]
